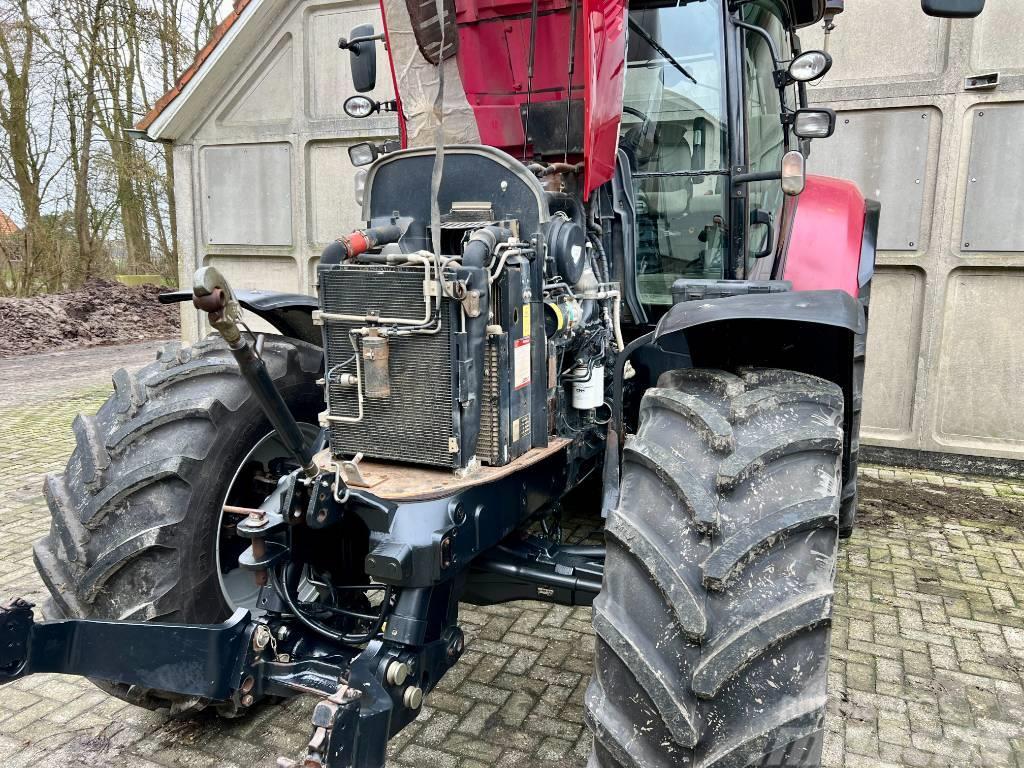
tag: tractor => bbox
[1,0,986,766]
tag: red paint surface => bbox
[784,175,866,298]
[581,0,626,198]
[442,0,625,198]
[455,0,585,149]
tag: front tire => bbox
[586,367,843,767]
[33,334,323,713]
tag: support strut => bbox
[192,266,325,482]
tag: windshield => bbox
[622,0,728,308]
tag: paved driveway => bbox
[1,342,1023,767]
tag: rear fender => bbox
[783,175,871,298]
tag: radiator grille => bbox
[319,264,458,468]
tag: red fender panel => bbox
[784,175,866,298]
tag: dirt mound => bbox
[859,476,1024,530]
[0,279,180,358]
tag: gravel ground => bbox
[1,342,1023,767]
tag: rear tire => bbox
[840,281,869,539]
[586,367,843,767]
[33,334,323,714]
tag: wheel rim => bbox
[216,424,320,611]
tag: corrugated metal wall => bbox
[804,0,1024,464]
[174,0,1024,463]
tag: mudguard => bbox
[159,289,320,346]
[783,175,869,298]
[652,289,863,399]
[653,290,864,489]
[655,289,863,349]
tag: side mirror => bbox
[340,24,379,93]
[921,0,985,17]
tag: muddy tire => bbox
[586,367,843,767]
[33,334,322,714]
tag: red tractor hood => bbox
[380,0,627,199]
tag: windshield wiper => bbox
[628,18,698,85]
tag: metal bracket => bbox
[338,453,370,487]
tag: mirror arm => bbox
[732,170,782,186]
[731,18,782,66]
[338,33,386,52]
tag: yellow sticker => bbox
[522,303,531,332]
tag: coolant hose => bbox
[321,224,403,265]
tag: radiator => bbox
[319,264,461,468]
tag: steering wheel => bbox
[623,105,650,123]
[622,105,656,165]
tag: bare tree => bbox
[0,0,67,294]
[0,0,221,295]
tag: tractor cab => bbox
[621,0,835,311]
[341,0,840,320]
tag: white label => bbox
[570,244,583,264]
[514,338,531,390]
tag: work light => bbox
[344,95,379,119]
[788,50,833,82]
[792,108,837,139]
[348,142,379,167]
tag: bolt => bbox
[241,694,254,707]
[386,660,410,687]
[277,653,291,663]
[241,675,255,693]
[253,625,272,652]
[403,686,423,710]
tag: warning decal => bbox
[514,337,531,390]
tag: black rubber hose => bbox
[275,562,391,646]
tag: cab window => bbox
[622,0,729,308]
[742,1,789,273]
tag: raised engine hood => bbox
[380,0,627,199]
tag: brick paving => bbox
[1,343,1024,767]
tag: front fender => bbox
[653,290,864,459]
[655,289,864,351]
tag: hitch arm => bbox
[1,599,252,699]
